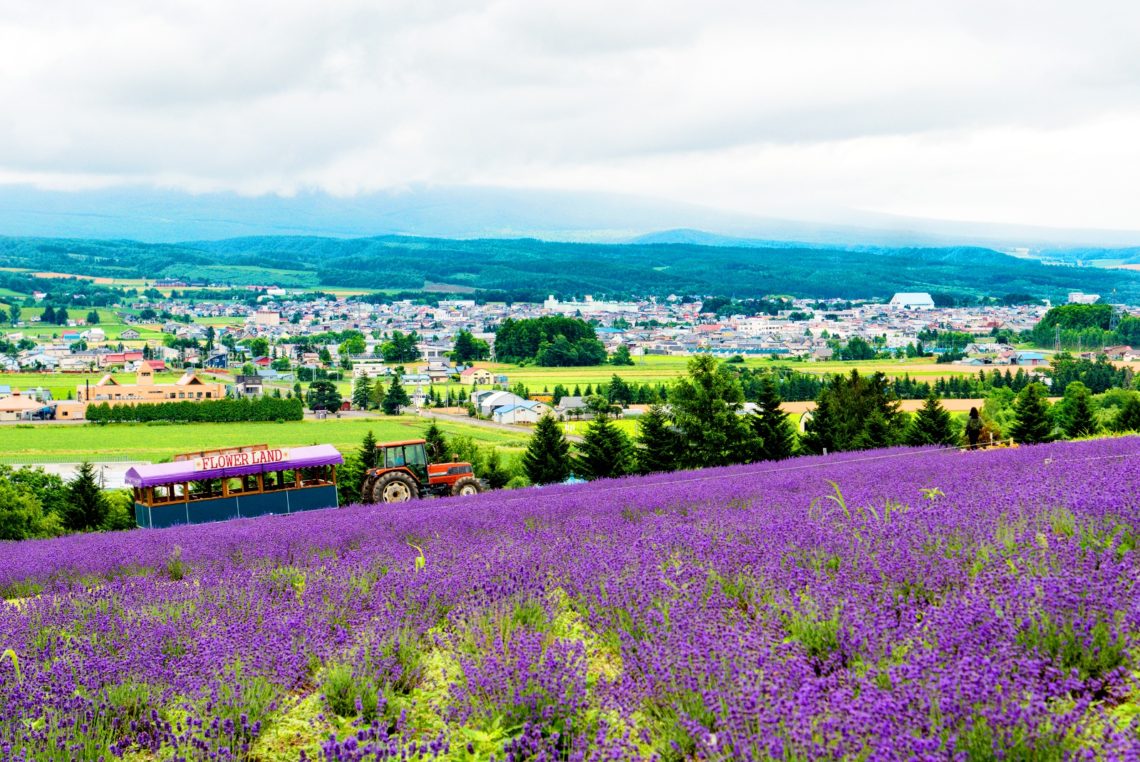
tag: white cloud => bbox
[0,0,1139,229]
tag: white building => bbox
[250,309,282,327]
[352,359,391,379]
[542,295,640,314]
[888,292,936,309]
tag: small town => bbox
[2,286,1128,421]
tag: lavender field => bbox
[3,439,1140,761]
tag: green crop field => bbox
[344,356,984,401]
[0,415,530,462]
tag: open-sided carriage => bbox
[125,444,344,528]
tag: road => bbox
[413,409,584,443]
[32,462,148,489]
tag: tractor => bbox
[360,439,486,503]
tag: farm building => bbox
[460,367,493,384]
[77,361,226,405]
[492,401,553,425]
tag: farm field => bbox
[341,356,990,401]
[0,415,529,462]
[2,438,1140,759]
[489,356,983,389]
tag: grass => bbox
[562,418,640,437]
[0,415,530,460]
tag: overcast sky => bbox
[1,0,1138,231]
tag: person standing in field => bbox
[966,407,983,449]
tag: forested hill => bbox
[0,234,1135,302]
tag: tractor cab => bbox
[378,440,429,484]
[361,439,486,503]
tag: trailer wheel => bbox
[451,476,484,497]
[373,471,419,503]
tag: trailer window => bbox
[189,479,223,501]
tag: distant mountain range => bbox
[1,184,1140,251]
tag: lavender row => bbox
[2,438,1139,760]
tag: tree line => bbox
[513,356,1140,486]
[86,396,304,423]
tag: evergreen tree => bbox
[86,310,100,325]
[351,374,373,410]
[749,376,798,460]
[802,370,905,454]
[572,384,582,397]
[904,392,958,446]
[1113,394,1140,432]
[552,384,569,405]
[1059,381,1099,439]
[424,421,450,463]
[522,415,571,484]
[1009,383,1053,444]
[574,415,634,480]
[372,377,387,408]
[670,355,756,468]
[42,305,56,324]
[306,380,343,412]
[635,405,680,474]
[360,430,380,470]
[607,374,633,406]
[482,448,511,489]
[382,375,410,415]
[60,462,108,532]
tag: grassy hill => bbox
[1,234,1137,302]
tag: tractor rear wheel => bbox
[450,476,484,497]
[360,474,377,504]
[372,471,420,503]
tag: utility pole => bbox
[1054,324,1061,353]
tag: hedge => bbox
[85,396,304,423]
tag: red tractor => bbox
[360,439,486,503]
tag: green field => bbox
[0,416,530,462]
[5,306,168,342]
[347,356,985,398]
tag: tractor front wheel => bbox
[372,471,420,503]
[450,476,485,497]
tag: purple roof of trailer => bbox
[124,444,344,487]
